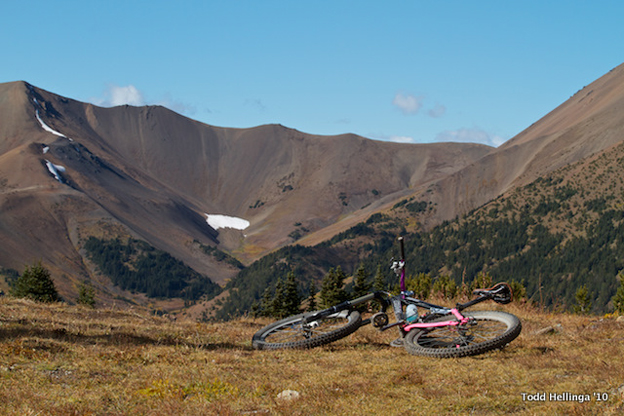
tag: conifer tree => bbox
[259,272,301,318]
[11,260,59,303]
[352,266,371,298]
[371,264,387,310]
[613,272,624,314]
[279,271,301,318]
[272,278,285,316]
[373,264,386,292]
[250,301,261,318]
[319,266,348,308]
[77,280,96,308]
[306,281,317,312]
[259,286,276,317]
[573,284,592,314]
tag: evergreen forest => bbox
[216,142,624,318]
[84,237,221,301]
[74,141,624,320]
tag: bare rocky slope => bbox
[2,61,623,309]
[403,63,624,230]
[0,81,490,305]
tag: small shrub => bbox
[10,260,59,303]
[77,281,96,308]
[573,284,592,314]
[612,273,624,314]
[432,275,458,299]
[508,279,527,302]
[406,273,432,300]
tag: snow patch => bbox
[205,214,250,231]
[45,160,66,183]
[42,146,50,154]
[36,109,67,138]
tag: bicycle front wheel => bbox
[252,309,362,350]
[403,310,521,358]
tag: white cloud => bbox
[392,92,447,119]
[435,127,505,147]
[388,135,416,143]
[392,92,423,115]
[428,104,446,118]
[369,132,417,143]
[91,85,198,117]
[92,84,145,107]
[108,85,145,106]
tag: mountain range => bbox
[1,62,623,313]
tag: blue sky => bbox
[2,1,623,147]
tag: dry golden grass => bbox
[1,297,623,415]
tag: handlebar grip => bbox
[398,237,405,260]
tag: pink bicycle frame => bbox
[396,236,471,332]
[402,308,471,332]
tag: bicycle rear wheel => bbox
[252,309,362,350]
[403,310,521,358]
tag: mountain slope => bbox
[402,63,624,229]
[0,81,491,306]
[3,62,623,314]
[223,129,624,317]
[217,63,624,317]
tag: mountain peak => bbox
[3,62,624,312]
[0,81,491,306]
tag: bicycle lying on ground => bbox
[252,237,522,358]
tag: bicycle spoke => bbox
[263,317,357,345]
[415,318,510,349]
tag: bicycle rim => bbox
[403,310,521,358]
[252,309,362,350]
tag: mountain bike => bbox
[252,237,522,358]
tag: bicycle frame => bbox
[305,290,493,331]
[252,236,519,355]
[302,237,512,335]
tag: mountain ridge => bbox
[391,63,624,231]
[0,80,491,308]
[2,61,623,314]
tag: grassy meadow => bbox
[1,297,623,415]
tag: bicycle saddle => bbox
[472,282,513,304]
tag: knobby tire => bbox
[403,310,521,358]
[252,310,362,350]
